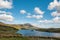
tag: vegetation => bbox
[0,37,28,40]
[0,22,22,38]
[36,28,60,33]
[0,37,60,40]
[0,22,60,40]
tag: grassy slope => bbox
[0,25,18,34]
[0,22,22,37]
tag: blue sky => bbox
[0,0,60,28]
[12,0,53,23]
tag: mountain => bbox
[0,22,38,30]
[20,23,38,29]
[23,23,34,27]
[7,23,38,30]
[0,22,38,37]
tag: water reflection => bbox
[16,30,60,38]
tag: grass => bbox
[0,37,28,40]
[0,37,60,40]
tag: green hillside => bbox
[0,25,18,34]
[0,22,22,37]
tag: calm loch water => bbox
[16,30,60,38]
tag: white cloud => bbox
[27,15,43,19]
[48,0,59,10]
[48,0,60,23]
[38,20,53,23]
[36,23,60,28]
[38,17,60,23]
[34,7,44,15]
[32,15,43,19]
[20,10,26,14]
[0,11,14,21]
[20,7,44,19]
[56,5,60,13]
[53,17,60,23]
[26,13,32,18]
[51,11,60,17]
[26,15,32,18]
[0,0,12,9]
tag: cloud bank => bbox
[0,0,14,22]
[0,0,12,9]
[0,11,13,21]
